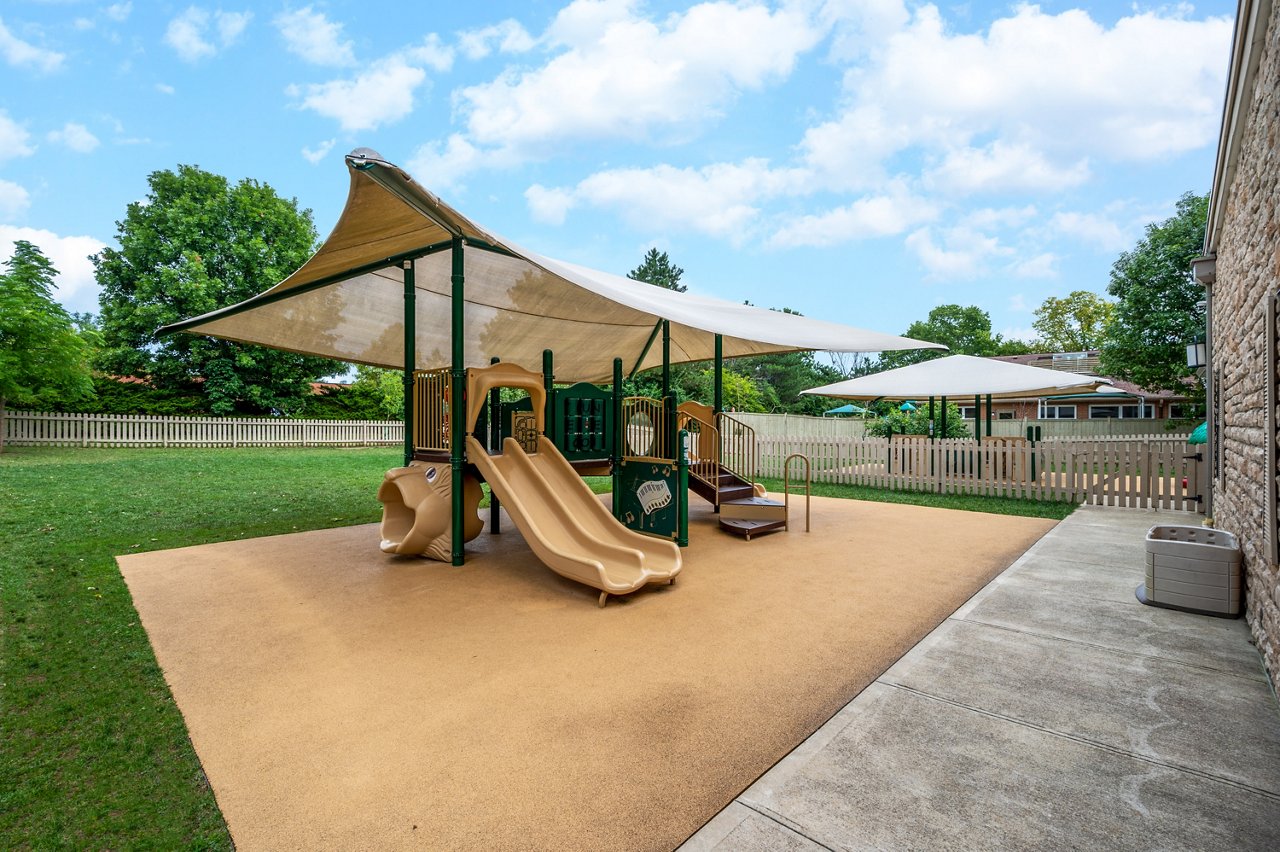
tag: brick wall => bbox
[1211,1,1280,681]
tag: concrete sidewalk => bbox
[683,506,1280,850]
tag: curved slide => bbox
[466,435,681,605]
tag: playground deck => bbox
[118,495,1053,850]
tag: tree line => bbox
[1,162,1208,437]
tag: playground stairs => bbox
[688,468,756,506]
[718,495,787,540]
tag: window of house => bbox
[958,406,976,419]
[997,411,1015,420]
[1089,404,1153,419]
[1038,403,1076,419]
[1169,403,1200,420]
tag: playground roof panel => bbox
[801,354,1114,401]
[161,151,943,383]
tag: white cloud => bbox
[164,7,252,62]
[301,138,335,165]
[1008,293,1027,313]
[289,57,425,131]
[457,0,825,157]
[47,122,100,154]
[155,82,175,95]
[458,19,535,60]
[905,225,1012,279]
[275,6,355,67]
[967,205,1038,230]
[74,18,95,32]
[1011,252,1058,279]
[770,188,938,247]
[0,111,35,163]
[407,134,484,190]
[0,179,31,222]
[404,33,454,72]
[0,17,65,73]
[0,227,108,313]
[525,184,576,225]
[926,141,1089,194]
[1001,325,1038,344]
[1048,211,1132,253]
[796,4,1231,192]
[105,4,133,24]
[530,158,812,241]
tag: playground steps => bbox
[688,469,756,506]
[718,496,787,540]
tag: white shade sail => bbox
[161,150,943,383]
[802,354,1114,401]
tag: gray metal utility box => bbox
[1137,525,1241,618]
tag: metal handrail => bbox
[717,412,758,480]
[412,368,451,452]
[783,453,811,532]
[677,410,721,496]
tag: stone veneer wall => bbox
[1211,0,1280,682]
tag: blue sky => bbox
[0,0,1235,348]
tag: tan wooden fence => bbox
[756,435,1204,511]
[3,411,403,448]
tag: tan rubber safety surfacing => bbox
[118,496,1055,851]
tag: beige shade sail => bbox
[160,150,943,383]
[801,354,1114,401]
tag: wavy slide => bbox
[466,436,681,605]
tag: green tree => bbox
[627,248,686,292]
[0,241,96,450]
[865,401,970,438]
[1033,290,1115,352]
[93,164,334,416]
[877,304,997,369]
[1099,192,1208,396]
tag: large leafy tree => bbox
[627,248,686,292]
[0,241,96,450]
[1033,290,1115,352]
[1099,192,1207,395]
[94,165,334,415]
[878,304,1015,369]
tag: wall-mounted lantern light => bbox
[1186,335,1207,370]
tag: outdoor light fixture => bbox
[1187,335,1207,370]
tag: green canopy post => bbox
[713,333,723,416]
[975,393,982,477]
[662,320,672,459]
[542,348,554,440]
[986,393,993,441]
[450,237,465,566]
[677,428,690,547]
[489,355,501,534]
[612,357,623,520]
[401,260,415,467]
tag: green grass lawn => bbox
[1,446,1070,847]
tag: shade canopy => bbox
[160,150,943,383]
[823,403,870,416]
[802,354,1113,401]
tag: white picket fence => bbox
[3,410,403,448]
[756,435,1204,511]
[732,411,1194,441]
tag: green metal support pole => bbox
[489,356,501,534]
[941,396,948,475]
[986,393,993,441]
[627,318,664,380]
[449,237,465,567]
[928,395,936,477]
[612,357,623,520]
[402,260,415,467]
[662,320,672,459]
[542,348,554,442]
[975,393,982,478]
[676,428,690,547]
[713,334,723,415]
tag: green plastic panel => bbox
[616,458,680,541]
[553,382,614,461]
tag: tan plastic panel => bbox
[376,463,482,560]
[466,362,546,434]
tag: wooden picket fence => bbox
[3,411,403,448]
[756,435,1204,511]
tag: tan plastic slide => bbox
[466,435,682,605]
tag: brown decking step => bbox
[718,517,787,540]
[720,496,787,522]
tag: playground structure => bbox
[160,150,939,601]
